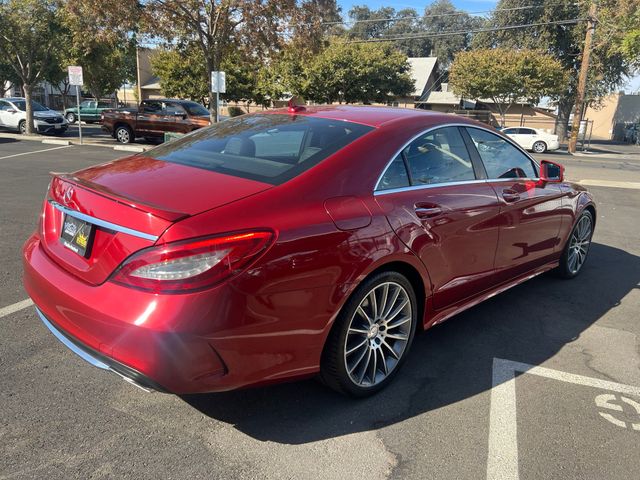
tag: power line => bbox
[348,18,587,43]
[317,1,582,27]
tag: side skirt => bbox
[423,260,559,330]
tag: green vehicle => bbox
[64,100,112,124]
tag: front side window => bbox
[466,127,537,179]
[148,114,373,185]
[402,127,476,185]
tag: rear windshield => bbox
[148,114,373,185]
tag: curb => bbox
[114,145,148,153]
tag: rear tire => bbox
[532,141,547,153]
[115,125,133,144]
[18,120,26,135]
[320,271,417,397]
[555,210,594,279]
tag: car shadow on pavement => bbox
[182,243,639,444]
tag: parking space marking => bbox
[487,358,640,480]
[0,145,71,160]
[0,299,34,319]
[578,179,640,189]
[595,394,640,430]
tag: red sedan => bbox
[23,106,595,397]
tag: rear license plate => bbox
[61,214,94,257]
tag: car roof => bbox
[4,97,25,102]
[260,104,479,128]
[144,98,201,105]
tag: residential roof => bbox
[407,57,438,97]
[141,76,161,90]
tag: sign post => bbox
[68,66,84,144]
[211,71,226,123]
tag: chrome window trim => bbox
[49,200,159,242]
[373,177,540,196]
[373,122,540,193]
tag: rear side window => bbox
[403,127,476,185]
[378,154,410,190]
[466,127,537,179]
[148,114,373,185]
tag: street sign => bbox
[68,66,84,86]
[211,71,226,93]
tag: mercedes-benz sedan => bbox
[23,106,595,396]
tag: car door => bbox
[0,100,12,127]
[465,127,565,282]
[518,128,537,150]
[374,126,503,310]
[162,102,189,134]
[137,100,164,137]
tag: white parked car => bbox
[0,97,68,135]
[501,127,560,153]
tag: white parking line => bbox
[578,179,640,190]
[0,299,34,319]
[487,358,640,480]
[0,145,71,160]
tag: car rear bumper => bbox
[35,307,168,392]
[22,233,331,393]
[547,139,560,151]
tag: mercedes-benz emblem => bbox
[63,187,74,204]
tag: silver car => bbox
[0,97,68,135]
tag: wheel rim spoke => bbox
[344,281,413,388]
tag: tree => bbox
[152,45,257,105]
[421,0,482,68]
[144,0,296,122]
[304,40,414,104]
[473,0,633,139]
[0,61,19,98]
[346,1,481,64]
[0,0,61,134]
[61,0,139,101]
[449,49,567,126]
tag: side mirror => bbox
[540,160,564,183]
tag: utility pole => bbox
[568,1,597,153]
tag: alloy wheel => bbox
[117,128,130,143]
[533,141,546,153]
[344,282,412,387]
[65,113,76,124]
[567,214,592,274]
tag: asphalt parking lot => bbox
[1,139,639,480]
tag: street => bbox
[1,139,639,480]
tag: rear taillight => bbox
[110,230,275,293]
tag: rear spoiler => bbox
[50,172,188,222]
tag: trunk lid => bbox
[41,155,272,285]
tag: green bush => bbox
[227,106,245,117]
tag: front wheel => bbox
[556,210,594,278]
[532,141,547,153]
[320,271,417,397]
[115,125,133,144]
[65,112,76,124]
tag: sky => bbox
[336,0,640,93]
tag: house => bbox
[583,92,640,140]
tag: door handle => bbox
[415,207,442,218]
[502,190,520,203]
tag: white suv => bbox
[501,127,560,153]
[0,97,68,135]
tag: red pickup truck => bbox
[101,99,211,144]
